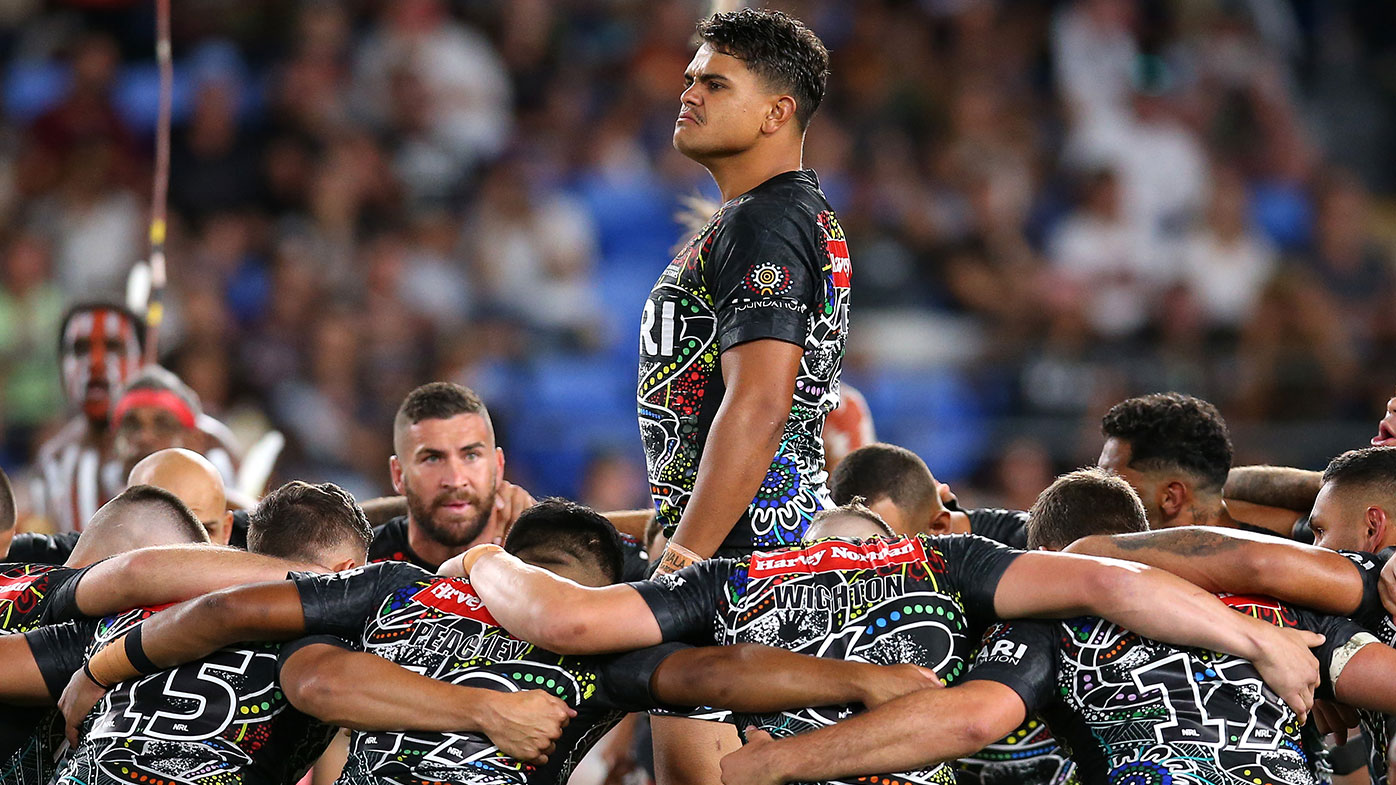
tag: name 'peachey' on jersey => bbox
[637,169,850,552]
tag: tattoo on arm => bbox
[1224,466,1322,511]
[1112,529,1243,557]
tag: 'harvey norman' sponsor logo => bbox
[750,538,927,578]
[412,578,498,625]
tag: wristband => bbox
[458,544,505,576]
[125,625,160,675]
[82,661,113,690]
[655,542,702,576]
[1329,631,1379,686]
[86,636,137,689]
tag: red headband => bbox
[113,389,197,429]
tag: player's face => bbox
[116,407,197,468]
[394,414,501,548]
[1098,438,1165,527]
[1372,393,1396,446]
[62,309,141,422]
[673,44,774,162]
[1309,483,1375,552]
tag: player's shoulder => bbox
[367,516,411,561]
[720,171,828,229]
[966,508,1030,549]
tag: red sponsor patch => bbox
[828,238,851,288]
[749,537,927,578]
[0,573,44,604]
[411,578,498,625]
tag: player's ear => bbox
[332,557,358,572]
[389,455,405,495]
[762,95,798,135]
[927,508,953,535]
[1158,481,1187,520]
[1365,506,1386,550]
[219,511,235,546]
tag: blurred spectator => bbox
[579,451,650,513]
[1178,166,1277,330]
[0,233,64,446]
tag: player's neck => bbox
[706,144,804,203]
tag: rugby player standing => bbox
[638,9,850,780]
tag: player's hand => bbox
[720,728,787,785]
[1248,624,1322,723]
[490,482,536,544]
[1379,556,1396,618]
[477,689,575,764]
[1311,699,1361,743]
[59,666,109,746]
[857,664,941,708]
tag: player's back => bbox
[974,595,1357,785]
[676,533,1020,785]
[291,562,676,785]
[60,606,335,785]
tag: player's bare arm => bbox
[651,644,939,713]
[1064,527,1367,614]
[71,544,319,618]
[993,550,1324,720]
[279,642,575,764]
[659,339,804,571]
[718,680,1026,785]
[1225,465,1323,512]
[462,546,662,653]
[0,634,54,705]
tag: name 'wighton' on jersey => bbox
[637,169,850,551]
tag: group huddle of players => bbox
[3,6,1396,785]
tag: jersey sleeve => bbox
[589,643,693,713]
[1290,606,1381,700]
[961,621,1060,714]
[627,560,735,645]
[41,563,98,623]
[966,509,1029,549]
[1337,550,1387,631]
[708,205,819,352]
[292,562,428,641]
[5,532,79,566]
[25,619,98,700]
[933,534,1022,621]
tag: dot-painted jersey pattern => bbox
[638,169,850,551]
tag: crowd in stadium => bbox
[1,1,1396,785]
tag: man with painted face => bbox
[32,303,144,533]
[369,382,534,570]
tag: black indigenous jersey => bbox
[955,718,1076,785]
[0,562,86,630]
[291,561,682,785]
[59,606,335,785]
[366,516,436,571]
[966,508,1029,550]
[0,621,96,785]
[632,533,1021,785]
[965,595,1367,785]
[638,169,851,551]
[1336,549,1394,785]
[5,533,80,566]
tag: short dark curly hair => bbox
[1323,447,1396,500]
[249,480,372,563]
[504,498,624,584]
[697,8,829,130]
[1101,393,1232,493]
